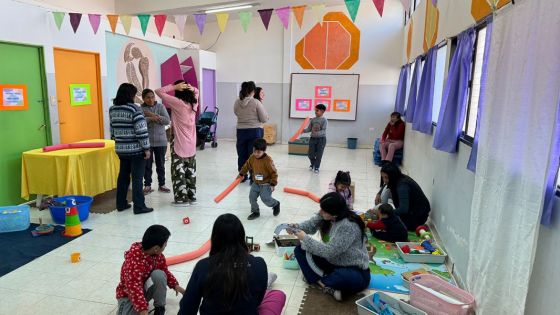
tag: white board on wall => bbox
[289,73,360,121]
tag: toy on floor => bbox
[31,218,54,237]
[368,292,395,315]
[182,217,190,224]
[289,117,311,142]
[62,198,82,237]
[70,252,81,263]
[399,242,443,255]
[166,240,212,265]
[415,225,432,241]
[214,177,242,203]
[246,236,260,253]
[283,187,320,203]
[42,142,105,152]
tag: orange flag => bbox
[107,14,119,33]
[291,5,306,29]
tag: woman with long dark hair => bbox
[290,192,370,301]
[155,80,198,205]
[379,162,430,231]
[234,81,269,182]
[109,83,153,214]
[380,111,405,162]
[178,214,286,315]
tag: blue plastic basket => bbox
[0,205,30,233]
[48,195,92,224]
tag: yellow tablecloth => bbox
[21,139,120,199]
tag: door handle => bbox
[38,124,46,131]
[59,121,66,125]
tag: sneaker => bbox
[188,198,198,205]
[267,272,278,288]
[143,186,153,195]
[158,186,171,193]
[322,286,342,301]
[133,207,154,215]
[272,202,280,216]
[309,165,314,171]
[314,168,320,173]
[117,203,132,212]
[153,306,165,315]
[247,212,260,220]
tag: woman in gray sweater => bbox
[290,192,370,301]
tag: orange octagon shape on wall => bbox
[295,12,360,70]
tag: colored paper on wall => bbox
[471,0,511,21]
[52,12,65,30]
[423,0,439,52]
[345,0,360,22]
[275,7,291,29]
[69,84,92,106]
[216,13,229,33]
[0,85,28,110]
[292,5,306,29]
[312,4,326,24]
[174,15,187,38]
[107,15,119,33]
[154,15,167,36]
[88,14,101,34]
[315,86,332,98]
[120,15,132,35]
[239,11,253,33]
[137,15,150,35]
[314,99,332,111]
[194,14,207,34]
[333,99,351,112]
[295,99,313,111]
[406,19,414,60]
[181,57,199,89]
[258,9,274,30]
[69,13,82,33]
[373,0,385,17]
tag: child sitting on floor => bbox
[328,171,353,210]
[367,203,408,243]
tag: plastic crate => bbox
[49,195,92,224]
[356,291,427,315]
[396,242,447,264]
[273,235,300,256]
[0,205,30,233]
[410,274,475,315]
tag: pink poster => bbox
[315,86,332,98]
[295,99,312,111]
[314,99,331,111]
[333,99,351,112]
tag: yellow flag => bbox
[120,15,132,35]
[312,4,326,25]
[216,13,229,33]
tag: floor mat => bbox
[0,223,90,277]
[89,189,130,214]
[298,285,363,315]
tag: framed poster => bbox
[0,84,28,111]
[314,99,332,112]
[315,86,332,98]
[295,98,313,111]
[69,84,92,106]
[333,99,351,112]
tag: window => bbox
[432,44,448,124]
[462,26,488,143]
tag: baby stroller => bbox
[196,106,219,150]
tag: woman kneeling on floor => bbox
[289,192,370,301]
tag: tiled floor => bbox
[0,141,383,315]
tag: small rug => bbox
[298,286,363,315]
[89,189,131,214]
[0,223,90,277]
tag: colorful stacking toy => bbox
[62,198,83,237]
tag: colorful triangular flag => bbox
[174,15,187,39]
[88,14,101,34]
[107,15,119,33]
[311,4,325,24]
[275,7,290,30]
[373,0,385,17]
[291,5,306,29]
[120,15,132,35]
[52,12,65,30]
[154,15,167,36]
[432,0,438,6]
[216,13,229,33]
[137,14,150,35]
[400,0,412,12]
[69,13,82,33]
[238,11,252,33]
[485,0,500,10]
[193,13,207,35]
[258,9,274,30]
[345,0,360,22]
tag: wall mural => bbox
[117,39,157,103]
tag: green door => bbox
[0,42,50,206]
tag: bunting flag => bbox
[400,0,412,12]
[238,11,252,33]
[194,13,207,34]
[344,0,360,22]
[432,0,438,6]
[291,5,306,29]
[88,14,101,34]
[275,7,291,29]
[154,15,167,36]
[52,12,65,30]
[258,9,274,30]
[174,15,187,38]
[69,13,82,33]
[120,15,132,35]
[373,0,385,17]
[107,14,119,33]
[486,0,500,10]
[216,13,229,33]
[137,14,150,35]
[311,4,325,24]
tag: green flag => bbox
[345,0,360,22]
[52,12,65,30]
[138,14,151,35]
[238,11,252,33]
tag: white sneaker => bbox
[314,168,320,173]
[267,272,277,288]
[322,286,342,301]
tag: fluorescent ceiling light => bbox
[205,4,253,14]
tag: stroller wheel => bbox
[211,142,218,148]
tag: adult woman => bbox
[234,81,269,181]
[155,80,198,205]
[109,83,153,214]
[376,162,430,231]
[255,87,265,103]
[178,214,286,315]
[290,192,370,301]
[380,112,405,162]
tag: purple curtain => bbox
[394,64,410,114]
[468,20,493,172]
[405,56,422,123]
[412,47,437,134]
[433,28,475,152]
[541,111,560,226]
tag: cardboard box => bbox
[273,235,300,256]
[288,137,309,155]
[263,123,277,144]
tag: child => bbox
[367,204,408,243]
[380,112,405,162]
[238,138,280,220]
[116,225,185,315]
[328,171,354,210]
[303,104,328,173]
[141,89,171,194]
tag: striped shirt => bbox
[109,103,150,156]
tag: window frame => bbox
[431,42,449,126]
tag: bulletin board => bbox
[289,73,359,120]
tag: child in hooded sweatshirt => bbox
[367,203,408,243]
[328,171,353,210]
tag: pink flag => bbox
[373,0,385,17]
[154,15,167,36]
[174,15,187,39]
[275,7,290,30]
[194,14,207,34]
[88,14,101,34]
[258,9,274,30]
[400,0,411,12]
[69,13,82,33]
